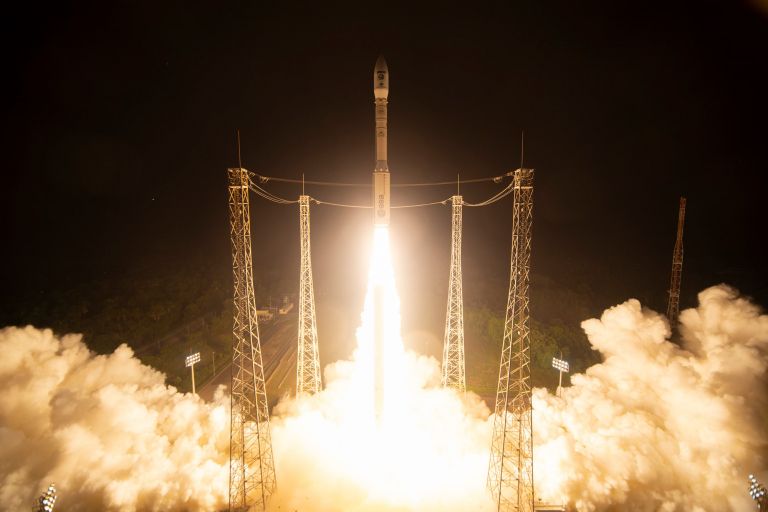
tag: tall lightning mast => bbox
[666,196,686,326]
[297,194,322,395]
[441,194,466,392]
[227,167,276,511]
[488,168,535,512]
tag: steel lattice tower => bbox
[297,195,322,395]
[441,195,466,392]
[666,196,686,326]
[227,167,276,511]
[488,168,535,512]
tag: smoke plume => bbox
[0,326,229,511]
[0,285,765,510]
[534,285,768,510]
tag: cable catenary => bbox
[246,170,525,209]
[252,171,513,189]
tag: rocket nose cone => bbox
[375,54,388,72]
[374,55,389,97]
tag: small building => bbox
[256,309,274,322]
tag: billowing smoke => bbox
[1,284,765,511]
[0,327,229,511]
[266,228,497,511]
[266,283,768,510]
[269,353,495,511]
[534,285,768,510]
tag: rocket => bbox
[372,56,390,420]
[373,55,391,226]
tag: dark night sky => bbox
[3,1,768,330]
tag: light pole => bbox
[552,355,569,398]
[185,352,201,394]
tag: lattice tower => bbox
[227,167,276,511]
[488,168,535,512]
[297,195,322,395]
[666,197,686,326]
[441,195,466,392]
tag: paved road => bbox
[198,313,297,406]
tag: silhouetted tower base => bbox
[228,167,276,511]
[442,195,466,392]
[297,195,322,395]
[666,197,686,327]
[488,168,535,512]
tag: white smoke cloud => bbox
[1,284,765,511]
[0,326,229,511]
[534,285,768,511]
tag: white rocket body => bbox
[373,55,390,226]
[372,56,390,420]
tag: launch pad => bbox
[226,57,542,512]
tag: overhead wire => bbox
[392,199,450,209]
[251,171,513,189]
[462,180,516,207]
[248,175,299,204]
[310,199,370,209]
[309,198,450,209]
[246,169,524,209]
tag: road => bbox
[198,313,298,407]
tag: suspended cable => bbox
[257,175,369,188]
[248,177,299,204]
[462,181,515,207]
[251,171,513,189]
[310,198,451,209]
[391,199,450,208]
[393,176,509,188]
[249,185,296,204]
[310,199,371,209]
[246,169,520,209]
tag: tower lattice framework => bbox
[227,167,276,511]
[297,195,322,395]
[488,168,535,512]
[666,196,686,326]
[441,194,466,392]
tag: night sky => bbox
[3,1,768,332]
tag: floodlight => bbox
[185,352,201,394]
[748,474,768,507]
[552,357,569,373]
[551,356,570,398]
[185,352,201,367]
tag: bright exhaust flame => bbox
[269,226,495,511]
[355,226,406,422]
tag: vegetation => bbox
[464,306,601,398]
[4,262,239,392]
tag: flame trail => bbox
[269,227,495,511]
